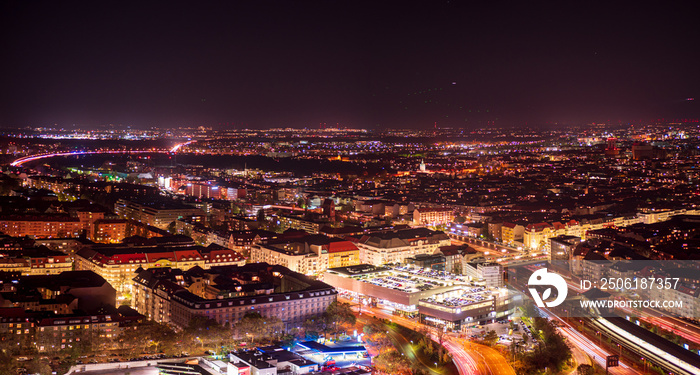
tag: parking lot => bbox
[463,318,536,348]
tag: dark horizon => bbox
[1,1,698,130]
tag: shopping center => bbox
[323,264,519,331]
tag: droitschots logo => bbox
[528,268,568,307]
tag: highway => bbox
[343,298,487,375]
[452,338,516,375]
[433,334,481,375]
[9,140,195,167]
[539,308,642,375]
[640,316,700,346]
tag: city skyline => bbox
[1,2,700,374]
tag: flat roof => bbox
[298,341,367,354]
[603,317,700,369]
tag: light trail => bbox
[10,140,195,167]
[344,297,482,375]
[442,339,480,375]
[640,317,700,345]
[169,140,195,153]
[539,308,641,374]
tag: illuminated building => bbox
[356,228,450,266]
[114,198,204,229]
[250,237,359,276]
[0,247,72,276]
[412,208,454,226]
[93,219,128,243]
[0,215,82,239]
[75,239,245,293]
[133,263,336,329]
[324,264,517,329]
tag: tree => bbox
[373,349,413,375]
[26,358,52,375]
[0,344,18,375]
[324,301,356,326]
[519,318,572,374]
[166,221,177,234]
[184,316,232,350]
[235,312,283,344]
[484,330,498,346]
[118,322,178,356]
[0,177,19,196]
[435,327,447,358]
[577,364,594,375]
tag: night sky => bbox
[1,1,698,129]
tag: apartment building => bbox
[356,228,451,266]
[75,241,245,293]
[413,208,454,226]
[132,263,337,330]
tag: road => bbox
[10,140,195,167]
[442,338,481,375]
[563,337,592,375]
[453,338,516,375]
[345,298,482,375]
[540,308,642,375]
[640,316,700,345]
[346,297,520,375]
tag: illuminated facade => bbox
[133,263,337,329]
[115,199,204,229]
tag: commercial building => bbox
[464,262,504,287]
[404,253,446,271]
[324,264,517,330]
[115,198,204,229]
[447,222,485,239]
[228,346,321,375]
